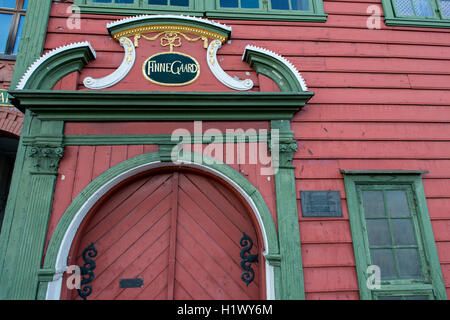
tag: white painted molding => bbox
[16,42,96,90]
[243,45,309,91]
[107,14,232,34]
[83,37,136,90]
[207,40,254,91]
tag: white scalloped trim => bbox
[16,42,96,90]
[107,14,232,33]
[243,45,308,92]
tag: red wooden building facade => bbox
[0,0,449,300]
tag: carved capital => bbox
[269,129,298,168]
[277,141,298,167]
[279,141,298,154]
[28,145,64,175]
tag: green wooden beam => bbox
[0,116,64,299]
[271,119,305,300]
[9,90,314,121]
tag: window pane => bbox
[291,0,309,10]
[171,0,189,5]
[404,295,429,300]
[0,0,15,9]
[396,248,424,279]
[413,0,434,16]
[391,219,417,246]
[0,13,13,54]
[394,0,415,16]
[271,0,290,10]
[13,14,25,54]
[242,0,259,8]
[386,190,410,217]
[93,0,134,2]
[378,294,429,300]
[149,0,167,4]
[220,0,238,7]
[366,219,391,246]
[371,249,397,280]
[22,0,28,9]
[441,0,450,17]
[362,190,386,218]
[378,295,403,300]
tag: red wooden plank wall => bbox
[45,144,157,250]
[42,1,450,299]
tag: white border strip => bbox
[16,42,96,90]
[46,161,275,300]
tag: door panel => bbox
[68,169,261,300]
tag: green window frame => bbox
[73,0,327,22]
[382,0,450,28]
[342,171,447,300]
[77,0,204,16]
[205,0,326,21]
[0,0,27,60]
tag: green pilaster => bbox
[0,110,32,291]
[0,118,64,299]
[10,0,53,89]
[271,120,305,300]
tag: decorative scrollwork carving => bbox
[207,40,254,91]
[83,37,136,90]
[78,243,97,300]
[28,145,64,174]
[135,31,209,52]
[240,232,259,287]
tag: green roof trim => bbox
[16,42,96,90]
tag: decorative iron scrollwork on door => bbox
[78,243,98,300]
[239,232,259,286]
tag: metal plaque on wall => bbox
[300,191,343,218]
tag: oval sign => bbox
[143,52,200,86]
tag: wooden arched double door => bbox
[65,168,263,300]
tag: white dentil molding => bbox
[243,45,309,91]
[16,42,96,90]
